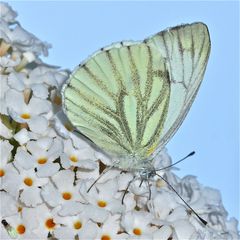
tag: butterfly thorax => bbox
[138,167,156,180]
[113,153,154,174]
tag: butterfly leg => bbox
[87,165,114,193]
[122,175,136,204]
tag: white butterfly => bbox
[62,22,210,179]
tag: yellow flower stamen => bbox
[69,155,78,163]
[37,157,48,164]
[23,177,33,186]
[20,113,31,119]
[97,200,107,208]
[73,221,82,230]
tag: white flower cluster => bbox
[0,2,239,240]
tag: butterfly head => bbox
[138,167,156,181]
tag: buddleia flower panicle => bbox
[0,2,239,240]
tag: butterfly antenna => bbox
[155,172,207,225]
[122,176,136,204]
[147,179,152,200]
[155,151,195,171]
[87,165,114,193]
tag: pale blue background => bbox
[8,1,239,220]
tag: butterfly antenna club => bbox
[155,151,195,172]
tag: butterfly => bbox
[61,22,210,180]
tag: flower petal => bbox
[15,148,35,170]
[6,89,25,114]
[0,191,18,217]
[37,163,60,178]
[153,225,172,240]
[0,140,13,165]
[58,202,84,216]
[20,186,43,207]
[7,72,25,91]
[172,219,196,239]
[31,84,49,99]
[13,128,31,145]
[41,182,61,207]
[0,2,17,23]
[28,116,48,134]
[28,97,51,115]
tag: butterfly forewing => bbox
[63,43,170,161]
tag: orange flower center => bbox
[133,228,142,235]
[16,224,26,234]
[45,218,56,229]
[20,113,31,119]
[97,200,107,208]
[62,192,72,200]
[101,235,111,240]
[0,168,5,177]
[37,157,48,164]
[23,177,33,186]
[73,221,82,230]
